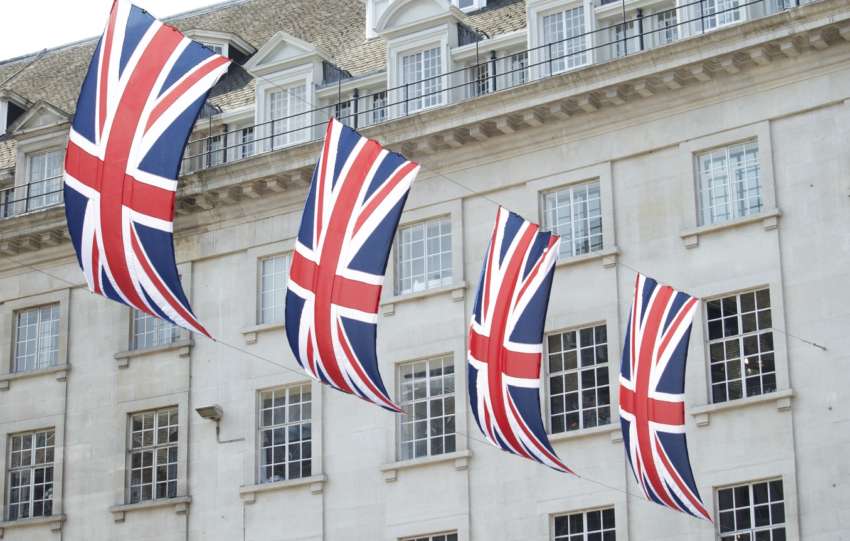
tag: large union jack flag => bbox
[62,0,229,337]
[468,207,572,473]
[285,118,420,412]
[619,273,710,520]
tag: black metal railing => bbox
[0,0,810,219]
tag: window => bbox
[717,480,785,541]
[6,429,55,521]
[239,126,255,159]
[206,134,225,167]
[402,533,458,541]
[611,21,639,58]
[398,356,455,460]
[131,309,179,350]
[200,42,225,55]
[454,0,485,10]
[334,99,353,127]
[542,180,603,259]
[553,507,616,541]
[703,0,743,30]
[707,288,776,403]
[258,384,312,483]
[127,407,178,504]
[14,304,60,373]
[508,51,529,87]
[402,47,443,113]
[395,217,452,295]
[542,7,588,75]
[696,141,762,226]
[465,62,490,98]
[369,91,387,125]
[258,254,290,324]
[547,325,610,434]
[266,85,307,150]
[655,9,679,46]
[26,149,63,211]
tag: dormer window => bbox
[26,148,64,211]
[454,0,486,12]
[184,30,256,62]
[200,41,226,56]
[401,46,444,113]
[0,98,26,137]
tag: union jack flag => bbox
[63,0,230,337]
[619,273,710,520]
[468,207,572,473]
[285,118,420,412]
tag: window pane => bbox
[397,356,455,460]
[258,384,312,484]
[542,180,603,259]
[14,304,60,372]
[396,218,452,295]
[697,141,761,226]
[259,254,291,324]
[127,408,177,503]
[7,429,55,519]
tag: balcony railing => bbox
[0,0,812,220]
[180,0,802,175]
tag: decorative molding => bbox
[0,514,65,538]
[114,339,193,369]
[555,247,620,270]
[380,282,467,316]
[239,474,327,503]
[679,209,782,248]
[548,423,621,445]
[110,496,192,523]
[381,449,471,482]
[240,321,285,344]
[0,364,69,391]
[690,388,794,427]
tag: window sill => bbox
[689,388,794,427]
[0,364,69,391]
[0,514,65,537]
[380,449,471,482]
[240,321,284,345]
[239,474,326,503]
[554,246,619,270]
[548,422,622,444]
[381,282,467,316]
[680,209,781,248]
[114,338,193,368]
[109,496,191,523]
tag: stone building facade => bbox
[0,0,848,540]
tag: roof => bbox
[0,0,527,169]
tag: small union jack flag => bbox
[285,118,420,412]
[619,273,710,520]
[63,0,230,337]
[468,207,572,473]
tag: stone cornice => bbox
[1,0,848,257]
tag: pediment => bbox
[375,0,461,36]
[244,31,329,76]
[9,101,69,134]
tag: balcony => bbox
[0,177,64,220]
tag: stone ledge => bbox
[0,364,69,391]
[114,339,193,368]
[239,474,327,503]
[555,246,620,270]
[680,209,781,248]
[690,388,794,427]
[240,321,284,345]
[548,422,622,445]
[0,514,65,538]
[380,449,471,482]
[381,282,467,316]
[109,496,191,523]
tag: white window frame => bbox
[545,323,612,435]
[541,179,604,260]
[125,406,179,505]
[538,4,591,76]
[12,303,60,374]
[652,8,680,47]
[5,428,56,521]
[396,355,456,461]
[394,215,453,296]
[24,148,64,211]
[400,46,444,113]
[257,253,291,325]
[454,0,486,12]
[1,289,70,384]
[130,309,180,351]
[400,532,458,541]
[257,383,313,484]
[264,83,309,150]
[716,479,786,540]
[551,507,616,541]
[695,139,763,227]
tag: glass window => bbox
[398,356,455,460]
[258,384,312,483]
[207,134,225,167]
[200,42,225,55]
[131,309,179,351]
[266,85,308,150]
[466,62,490,98]
[707,288,776,403]
[370,91,387,125]
[402,47,443,112]
[547,325,610,434]
[7,429,55,521]
[395,217,452,295]
[655,9,679,46]
[508,51,529,87]
[14,304,60,373]
[717,480,785,540]
[542,180,603,259]
[127,407,178,504]
[334,99,353,127]
[703,0,743,30]
[240,126,255,159]
[553,507,616,541]
[26,149,63,211]
[697,141,762,226]
[542,7,588,75]
[258,254,290,324]
[401,533,458,541]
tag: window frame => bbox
[1,290,70,381]
[396,354,457,461]
[544,323,612,435]
[129,309,181,352]
[257,253,291,326]
[695,139,763,227]
[5,428,56,521]
[400,45,445,113]
[12,303,61,374]
[400,532,459,541]
[264,82,309,150]
[393,215,454,297]
[715,478,786,540]
[256,383,313,484]
[541,179,604,260]
[125,406,180,505]
[550,506,617,541]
